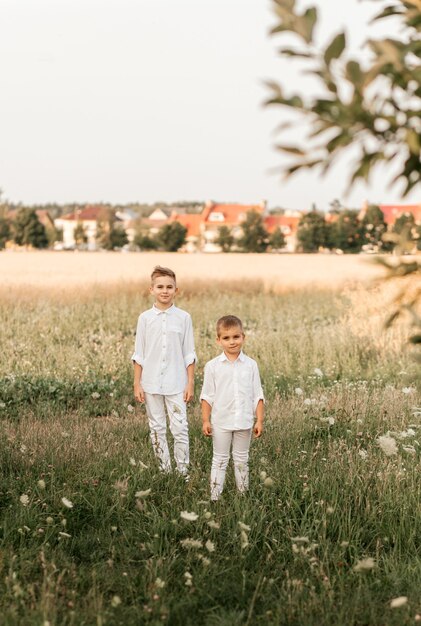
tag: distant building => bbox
[264,212,302,252]
[55,205,123,250]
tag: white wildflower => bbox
[180,511,198,522]
[184,571,193,586]
[354,557,375,572]
[259,470,267,480]
[340,541,349,547]
[0,401,5,409]
[238,522,251,532]
[37,479,46,490]
[91,392,100,399]
[390,596,408,608]
[295,387,303,396]
[19,494,29,506]
[291,536,309,543]
[263,477,274,488]
[240,530,249,550]
[402,445,416,455]
[207,520,220,530]
[204,511,212,519]
[155,577,165,589]
[61,497,74,509]
[304,398,312,406]
[61,431,70,438]
[314,368,323,378]
[129,458,136,466]
[205,540,215,553]
[198,554,211,566]
[20,444,27,454]
[180,538,202,549]
[127,404,134,413]
[111,595,121,607]
[358,449,368,460]
[377,435,398,457]
[135,489,151,498]
[402,387,414,395]
[58,531,71,538]
[46,517,54,525]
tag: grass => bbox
[0,280,420,625]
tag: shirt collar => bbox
[218,350,246,363]
[152,304,175,315]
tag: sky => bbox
[0,0,417,211]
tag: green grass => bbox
[0,283,420,625]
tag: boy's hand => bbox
[254,421,263,438]
[183,381,194,403]
[134,383,145,403]
[202,420,212,436]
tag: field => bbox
[0,253,420,625]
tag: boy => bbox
[132,266,196,477]
[201,315,264,501]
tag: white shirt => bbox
[200,351,264,430]
[132,304,197,395]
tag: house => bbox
[169,211,202,252]
[264,212,302,252]
[54,205,123,250]
[359,201,421,225]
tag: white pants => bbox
[144,392,189,475]
[210,426,252,501]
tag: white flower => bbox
[0,401,5,409]
[402,445,416,455]
[155,577,165,589]
[238,522,251,532]
[314,368,323,378]
[260,470,267,480]
[58,532,71,538]
[127,404,134,413]
[205,540,215,553]
[402,387,414,394]
[358,449,368,459]
[240,530,249,549]
[37,480,46,490]
[377,435,398,457]
[354,557,375,572]
[204,511,212,519]
[304,398,312,406]
[135,489,151,498]
[91,392,100,399]
[180,511,198,522]
[184,571,193,586]
[263,477,274,488]
[46,517,54,525]
[61,497,74,509]
[340,541,349,547]
[291,536,309,543]
[20,494,29,506]
[129,458,136,466]
[295,387,303,396]
[180,538,202,549]
[111,595,121,607]
[20,444,27,454]
[390,596,408,608]
[207,520,220,530]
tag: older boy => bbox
[132,266,196,476]
[201,315,264,501]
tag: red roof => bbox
[170,213,202,237]
[379,204,421,225]
[264,215,300,234]
[61,205,107,221]
[203,203,264,225]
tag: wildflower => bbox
[19,494,29,506]
[129,458,136,466]
[263,477,274,488]
[0,401,5,409]
[91,392,100,399]
[354,557,375,572]
[207,520,220,530]
[111,595,122,607]
[155,578,165,589]
[113,479,129,493]
[46,517,54,525]
[291,536,309,543]
[184,571,193,587]
[135,489,151,498]
[402,387,414,394]
[198,555,211,566]
[402,445,416,455]
[37,479,46,490]
[204,511,212,519]
[295,387,303,396]
[127,405,134,413]
[238,522,251,532]
[390,596,408,608]
[358,449,368,459]
[326,506,334,514]
[111,526,117,532]
[260,470,267,480]
[205,540,215,553]
[58,532,71,538]
[240,530,249,550]
[20,444,27,453]
[61,431,70,438]
[180,511,198,522]
[377,435,398,457]
[340,541,349,548]
[61,497,74,509]
[180,538,202,549]
[314,368,323,378]
[304,398,312,406]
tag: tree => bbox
[267,0,421,196]
[158,222,187,252]
[239,211,269,253]
[109,225,128,249]
[134,232,159,250]
[269,227,286,251]
[296,211,328,252]
[74,221,88,248]
[330,209,364,253]
[13,208,48,249]
[0,217,10,249]
[216,225,234,252]
[361,205,389,251]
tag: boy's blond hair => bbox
[216,315,244,337]
[151,266,176,284]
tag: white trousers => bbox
[210,426,252,501]
[144,392,189,475]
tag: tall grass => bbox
[0,281,419,625]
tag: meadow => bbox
[0,266,420,625]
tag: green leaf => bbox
[406,129,420,154]
[295,7,317,44]
[346,61,364,86]
[276,145,306,155]
[371,5,403,23]
[324,32,346,65]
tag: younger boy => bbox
[132,266,196,477]
[201,315,264,501]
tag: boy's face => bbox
[150,275,178,309]
[217,325,245,359]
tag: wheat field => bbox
[0,254,420,625]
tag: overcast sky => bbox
[0,0,417,210]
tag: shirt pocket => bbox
[239,367,253,392]
[167,322,183,335]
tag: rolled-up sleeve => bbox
[131,315,146,366]
[182,314,197,368]
[200,362,215,407]
[252,362,265,412]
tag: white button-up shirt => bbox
[200,351,264,431]
[132,304,197,395]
